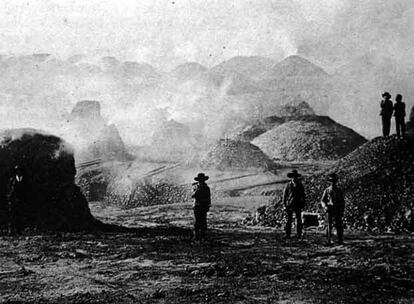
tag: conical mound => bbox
[252,116,366,161]
[0,129,95,231]
[201,139,276,171]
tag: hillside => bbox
[306,136,414,231]
[227,101,316,141]
[251,115,366,161]
[201,139,276,171]
[170,62,208,82]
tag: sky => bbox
[0,0,346,70]
[0,0,413,145]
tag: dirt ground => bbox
[1,199,413,304]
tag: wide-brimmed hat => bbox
[194,172,209,181]
[327,173,338,182]
[382,92,391,98]
[287,169,301,178]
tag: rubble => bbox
[254,136,414,232]
[201,139,276,171]
[0,128,95,231]
[104,180,189,209]
[252,116,366,161]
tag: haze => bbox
[0,0,413,147]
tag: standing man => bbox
[380,92,394,137]
[192,173,211,242]
[283,170,305,239]
[321,173,345,246]
[6,165,26,235]
[394,94,406,138]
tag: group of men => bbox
[191,170,345,246]
[283,169,344,245]
[380,92,406,138]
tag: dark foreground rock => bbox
[0,129,95,231]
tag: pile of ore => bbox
[253,136,414,232]
[306,136,414,232]
[227,101,315,142]
[201,139,276,171]
[104,180,190,209]
[252,116,366,161]
[0,129,95,231]
[67,100,130,162]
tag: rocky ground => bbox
[1,198,413,304]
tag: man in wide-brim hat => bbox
[283,169,306,238]
[321,172,345,245]
[380,91,394,137]
[192,173,211,242]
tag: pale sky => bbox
[0,0,345,69]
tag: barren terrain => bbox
[1,196,413,303]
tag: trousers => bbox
[395,117,405,138]
[327,208,343,243]
[285,208,302,237]
[382,115,392,137]
[194,206,208,240]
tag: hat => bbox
[194,172,209,181]
[382,92,391,98]
[327,173,338,182]
[287,169,301,178]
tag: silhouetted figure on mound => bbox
[6,165,27,235]
[283,170,305,238]
[380,92,393,137]
[321,173,345,246]
[192,173,211,242]
[394,94,406,138]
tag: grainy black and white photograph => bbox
[0,1,413,303]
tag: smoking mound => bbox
[0,128,94,231]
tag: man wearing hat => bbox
[380,92,394,137]
[192,173,211,242]
[283,170,306,238]
[321,173,345,245]
[394,94,406,138]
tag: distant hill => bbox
[251,115,366,161]
[263,55,328,80]
[170,62,208,82]
[121,61,160,80]
[210,56,277,82]
[68,100,130,162]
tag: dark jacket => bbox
[283,180,305,209]
[192,182,211,210]
[6,175,26,203]
[394,102,406,118]
[380,99,393,117]
[321,185,345,214]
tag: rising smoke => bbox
[0,0,413,152]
